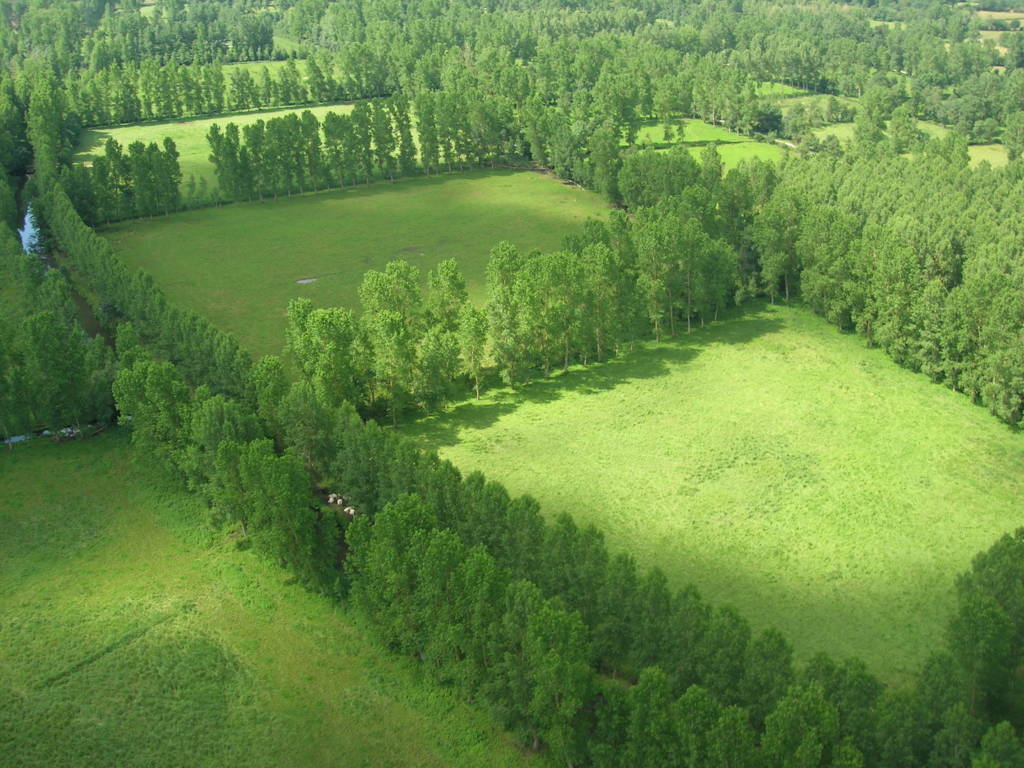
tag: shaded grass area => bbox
[73,102,355,189]
[0,431,540,768]
[102,170,608,358]
[401,302,1024,685]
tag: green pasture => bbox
[969,142,1010,166]
[273,35,303,55]
[813,121,1008,166]
[74,102,354,189]
[681,118,752,144]
[401,302,1024,685]
[775,93,858,118]
[689,141,787,168]
[632,118,786,168]
[815,121,857,142]
[756,82,807,98]
[102,170,608,358]
[976,9,1024,21]
[629,118,751,148]
[0,431,539,768]
[222,59,303,79]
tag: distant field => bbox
[756,81,807,98]
[633,118,787,168]
[814,121,857,142]
[776,93,858,117]
[813,121,1009,166]
[682,118,752,143]
[222,59,301,79]
[0,432,538,768]
[979,28,1015,51]
[273,35,303,55]
[74,102,354,189]
[969,142,1010,165]
[689,141,787,168]
[630,118,750,148]
[977,9,1024,20]
[401,303,1024,684]
[102,170,608,358]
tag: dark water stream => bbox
[17,203,108,342]
[4,205,108,444]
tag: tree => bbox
[486,241,526,386]
[762,683,841,768]
[624,667,679,768]
[413,324,459,412]
[370,98,396,181]
[425,259,468,331]
[457,304,487,399]
[974,722,1024,768]
[1003,112,1024,162]
[706,707,760,768]
[754,185,802,302]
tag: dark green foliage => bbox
[0,237,114,439]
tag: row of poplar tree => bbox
[67,58,324,127]
[62,136,182,225]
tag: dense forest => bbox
[4,0,1024,765]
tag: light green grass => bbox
[74,102,354,189]
[273,35,303,55]
[976,9,1024,21]
[222,59,303,78]
[0,431,541,768]
[813,121,1008,167]
[401,303,1024,685]
[969,142,1010,166]
[631,118,785,168]
[814,121,856,141]
[630,118,751,148]
[777,93,858,118]
[688,141,787,169]
[102,170,608,358]
[757,82,808,98]
[681,118,751,144]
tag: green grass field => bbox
[74,102,354,189]
[401,302,1024,684]
[689,141,787,168]
[632,118,787,168]
[0,431,540,768]
[813,121,1009,166]
[756,82,808,98]
[102,170,608,358]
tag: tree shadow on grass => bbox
[404,303,785,449]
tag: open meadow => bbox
[814,120,1009,166]
[0,432,540,768]
[102,170,608,357]
[631,118,788,168]
[401,302,1024,684]
[74,102,354,189]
